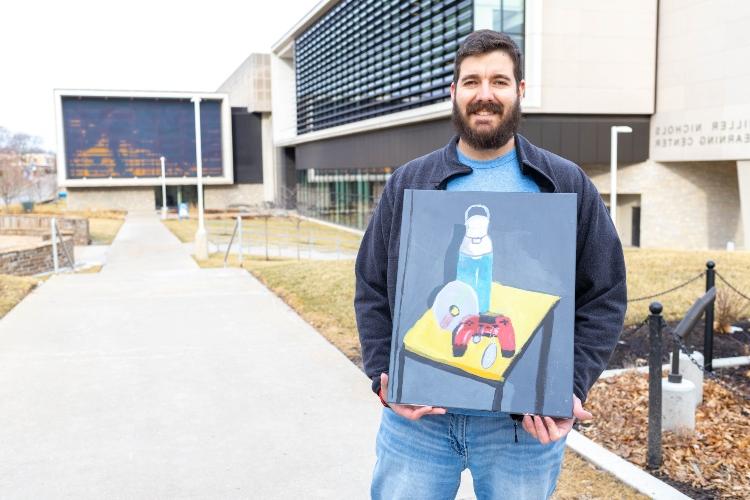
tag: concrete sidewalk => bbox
[0,212,382,498]
[185,241,358,261]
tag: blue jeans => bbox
[372,408,566,500]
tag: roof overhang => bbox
[271,0,340,58]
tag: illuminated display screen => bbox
[61,97,223,179]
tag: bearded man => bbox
[354,30,626,499]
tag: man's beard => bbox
[451,97,522,151]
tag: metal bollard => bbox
[647,301,663,469]
[237,216,243,265]
[704,261,715,371]
[50,217,59,273]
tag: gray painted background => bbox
[388,190,577,417]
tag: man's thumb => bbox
[573,397,593,420]
[380,373,389,393]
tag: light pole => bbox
[192,97,208,260]
[160,156,168,220]
[610,125,633,231]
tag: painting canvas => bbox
[387,190,577,418]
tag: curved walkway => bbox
[0,212,380,498]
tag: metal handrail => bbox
[223,215,242,267]
[51,217,74,272]
[668,286,716,383]
[672,286,716,340]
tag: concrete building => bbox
[55,86,268,212]
[260,0,750,250]
[636,0,749,250]
[216,53,278,208]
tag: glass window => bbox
[296,167,392,230]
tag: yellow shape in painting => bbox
[403,282,560,381]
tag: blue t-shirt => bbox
[447,145,540,193]
[444,143,540,416]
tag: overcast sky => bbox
[1,0,320,151]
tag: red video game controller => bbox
[452,313,516,361]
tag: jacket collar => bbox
[431,134,558,192]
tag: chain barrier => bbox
[715,271,750,303]
[622,316,650,337]
[627,271,706,303]
[664,321,750,401]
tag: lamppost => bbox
[160,156,167,220]
[610,125,633,231]
[192,97,208,260]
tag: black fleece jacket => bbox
[354,134,627,404]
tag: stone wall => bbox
[0,215,90,245]
[0,237,75,276]
[66,187,155,211]
[205,184,265,210]
[583,160,743,249]
[65,185,265,212]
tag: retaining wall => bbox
[0,238,75,276]
[0,215,90,245]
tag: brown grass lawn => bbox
[623,248,750,325]
[0,274,40,318]
[163,215,362,252]
[555,451,647,499]
[89,218,125,245]
[3,201,126,245]
[3,200,126,220]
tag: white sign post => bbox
[160,156,168,220]
[610,126,633,232]
[192,97,209,260]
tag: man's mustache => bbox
[466,102,504,115]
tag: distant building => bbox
[216,53,279,207]
[26,154,56,175]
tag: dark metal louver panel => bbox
[295,0,474,134]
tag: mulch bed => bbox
[719,365,750,394]
[608,319,750,369]
[580,370,750,499]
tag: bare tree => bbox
[0,127,10,151]
[0,155,28,208]
[0,129,46,207]
[9,133,43,167]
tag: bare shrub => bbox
[714,288,750,334]
[0,156,29,208]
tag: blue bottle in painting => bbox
[456,205,493,313]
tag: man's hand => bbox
[521,396,592,444]
[379,373,447,421]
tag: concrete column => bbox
[261,113,276,204]
[738,161,750,249]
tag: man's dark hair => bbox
[453,30,523,86]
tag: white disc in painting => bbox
[431,280,479,332]
[481,342,497,369]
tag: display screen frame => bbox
[54,89,234,187]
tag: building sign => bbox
[651,107,750,161]
[55,91,233,187]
